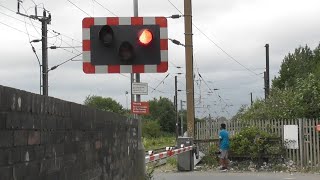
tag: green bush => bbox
[142,120,161,138]
[230,127,284,160]
[143,136,175,151]
[202,145,219,167]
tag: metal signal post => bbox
[133,0,145,178]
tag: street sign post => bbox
[132,102,149,115]
[132,83,148,95]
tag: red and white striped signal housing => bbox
[82,17,168,74]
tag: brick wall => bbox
[0,85,142,180]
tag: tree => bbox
[273,45,314,89]
[231,105,247,121]
[142,97,176,133]
[84,95,126,115]
[240,43,320,120]
[142,120,161,138]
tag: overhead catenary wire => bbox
[66,0,91,17]
[48,53,82,72]
[0,5,81,54]
[0,10,58,40]
[0,20,38,38]
[166,0,260,77]
[0,4,69,39]
[92,0,117,16]
[198,72,232,115]
[0,4,82,45]
[0,17,79,58]
[167,0,183,14]
[30,0,37,6]
[21,4,41,36]
[151,74,170,93]
[167,0,263,118]
[118,74,171,94]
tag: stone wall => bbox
[0,85,142,180]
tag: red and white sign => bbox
[82,17,168,73]
[131,102,149,115]
[316,124,320,132]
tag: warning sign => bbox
[131,102,150,115]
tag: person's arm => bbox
[218,131,222,148]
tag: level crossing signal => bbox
[82,17,168,74]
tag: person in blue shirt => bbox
[218,123,230,171]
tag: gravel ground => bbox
[154,171,320,180]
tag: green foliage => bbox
[143,135,175,151]
[167,157,177,166]
[234,43,320,121]
[231,105,247,121]
[202,145,219,167]
[84,95,126,115]
[230,127,284,160]
[142,97,176,133]
[145,164,156,180]
[273,45,314,89]
[142,120,161,138]
[239,74,320,120]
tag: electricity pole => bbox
[175,76,178,140]
[184,0,195,138]
[265,44,270,99]
[17,1,51,96]
[250,92,253,106]
[41,11,50,96]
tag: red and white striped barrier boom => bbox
[145,146,193,164]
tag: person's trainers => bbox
[220,167,228,172]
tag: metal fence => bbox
[196,119,320,168]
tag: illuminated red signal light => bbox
[138,29,153,45]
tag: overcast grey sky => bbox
[1,0,320,119]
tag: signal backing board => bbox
[82,17,168,74]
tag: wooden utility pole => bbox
[250,92,253,106]
[184,0,195,138]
